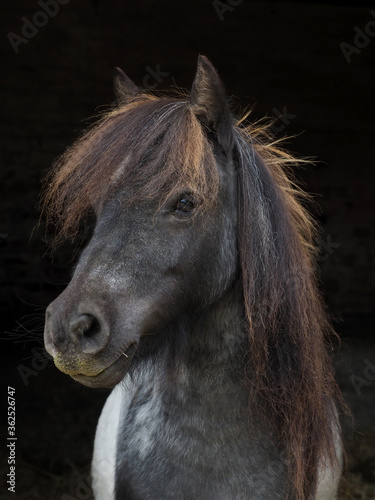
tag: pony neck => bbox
[168,279,248,382]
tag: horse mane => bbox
[42,94,342,499]
[234,122,342,498]
[42,95,219,246]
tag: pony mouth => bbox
[71,342,137,388]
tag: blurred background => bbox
[1,0,374,498]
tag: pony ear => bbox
[114,67,139,104]
[190,55,233,150]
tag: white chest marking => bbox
[91,385,123,500]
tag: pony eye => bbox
[174,194,195,215]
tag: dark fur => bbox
[43,56,342,499]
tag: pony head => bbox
[43,56,341,499]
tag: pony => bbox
[43,55,343,499]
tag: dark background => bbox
[1,0,374,498]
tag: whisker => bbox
[14,295,48,310]
[122,341,139,358]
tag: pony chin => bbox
[71,350,135,388]
[51,342,138,389]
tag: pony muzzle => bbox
[44,299,111,359]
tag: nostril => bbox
[70,314,100,339]
[69,313,109,355]
[83,316,101,338]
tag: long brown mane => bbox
[234,122,342,498]
[42,93,342,499]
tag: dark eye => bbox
[173,194,195,215]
